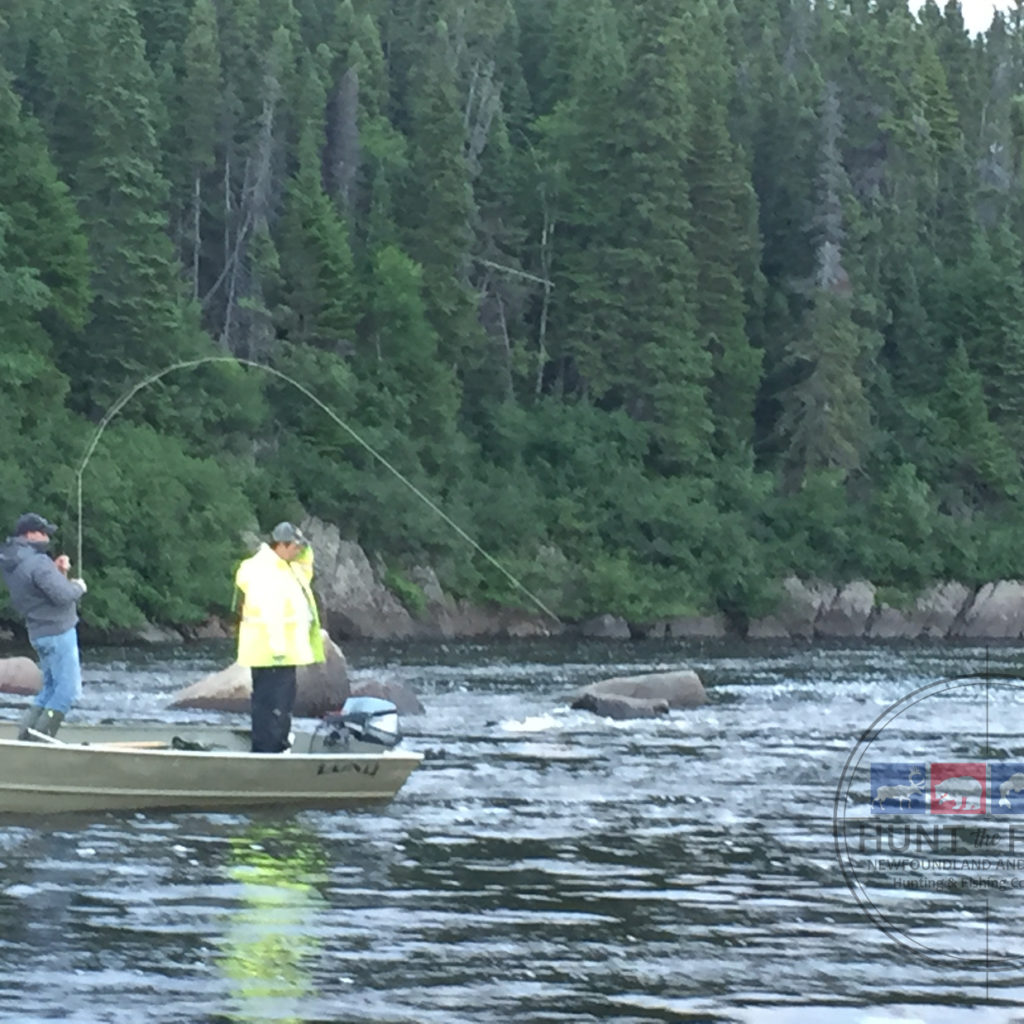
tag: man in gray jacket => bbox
[0,513,87,739]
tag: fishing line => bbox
[73,355,560,625]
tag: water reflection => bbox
[214,823,328,1024]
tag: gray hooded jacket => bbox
[0,537,85,641]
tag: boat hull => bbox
[0,722,422,814]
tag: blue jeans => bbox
[30,628,82,714]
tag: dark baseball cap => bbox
[15,513,57,537]
[271,521,308,546]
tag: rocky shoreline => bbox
[68,575,1024,647]
[4,517,1024,645]
[234,522,1024,644]
[581,579,1024,642]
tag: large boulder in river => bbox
[168,661,250,713]
[569,670,708,713]
[166,631,350,716]
[0,657,42,695]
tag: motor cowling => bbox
[322,696,402,749]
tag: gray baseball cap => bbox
[271,521,308,546]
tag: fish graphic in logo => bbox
[870,762,927,814]
[990,763,1024,814]
[930,762,985,815]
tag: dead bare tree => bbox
[535,204,554,397]
[464,58,500,178]
[325,65,361,213]
[220,66,280,356]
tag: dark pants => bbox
[250,665,297,753]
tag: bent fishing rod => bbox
[71,355,560,626]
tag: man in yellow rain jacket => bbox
[235,522,326,752]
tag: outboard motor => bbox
[320,696,402,750]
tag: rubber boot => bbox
[35,709,64,739]
[16,705,43,741]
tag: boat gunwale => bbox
[0,736,424,761]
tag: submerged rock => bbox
[571,692,670,720]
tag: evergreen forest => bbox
[0,0,1022,631]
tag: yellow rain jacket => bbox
[235,544,326,668]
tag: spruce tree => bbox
[180,0,221,300]
[778,83,874,487]
[937,227,1024,456]
[58,0,193,407]
[364,244,461,471]
[276,111,360,353]
[0,62,90,338]
[928,341,1021,508]
[685,0,763,460]
[555,0,712,471]
[0,62,86,513]
[401,19,479,373]
[0,211,73,500]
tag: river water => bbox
[1,637,1024,1023]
